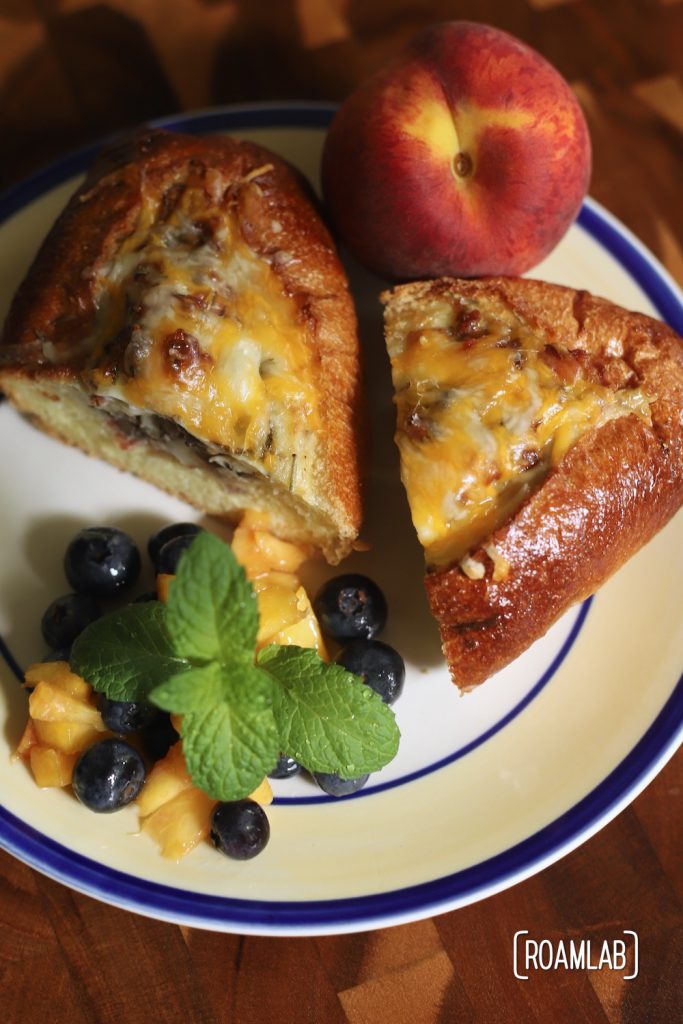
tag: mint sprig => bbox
[70,532,400,801]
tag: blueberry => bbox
[42,647,71,662]
[72,739,146,812]
[210,800,270,859]
[155,533,199,575]
[337,639,405,705]
[64,527,141,598]
[98,696,162,735]
[312,772,369,797]
[148,522,202,570]
[41,593,102,649]
[314,574,388,640]
[268,754,302,780]
[140,716,180,762]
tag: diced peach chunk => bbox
[252,530,309,573]
[268,586,327,656]
[29,746,78,787]
[25,661,92,700]
[136,742,192,818]
[256,581,307,647]
[33,718,104,755]
[28,681,106,729]
[233,511,327,654]
[15,718,39,759]
[17,663,107,770]
[232,512,311,577]
[250,570,299,594]
[270,614,325,653]
[248,777,273,806]
[141,787,217,860]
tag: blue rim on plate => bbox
[0,104,681,934]
[0,601,592,807]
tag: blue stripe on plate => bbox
[0,104,337,222]
[0,588,591,806]
[0,634,24,683]
[276,599,592,804]
[1,666,680,933]
[0,104,681,933]
[577,203,683,334]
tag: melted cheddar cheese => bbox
[87,170,320,495]
[389,297,650,568]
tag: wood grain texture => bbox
[1,756,680,1023]
[0,1,681,1021]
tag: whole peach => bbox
[321,22,591,280]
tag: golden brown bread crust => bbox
[386,277,683,689]
[0,129,363,560]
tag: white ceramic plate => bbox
[1,105,681,935]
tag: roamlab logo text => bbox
[513,930,639,981]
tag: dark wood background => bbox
[0,1,681,1022]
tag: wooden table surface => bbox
[1,2,682,1022]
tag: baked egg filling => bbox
[389,297,651,569]
[86,168,321,496]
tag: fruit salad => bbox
[14,516,404,861]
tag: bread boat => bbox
[383,276,683,688]
[0,130,363,563]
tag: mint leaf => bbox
[70,602,188,702]
[151,660,275,716]
[259,645,400,777]
[180,699,279,801]
[153,661,279,800]
[165,531,258,663]
[149,663,223,714]
[227,661,278,710]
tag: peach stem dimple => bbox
[453,151,473,178]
